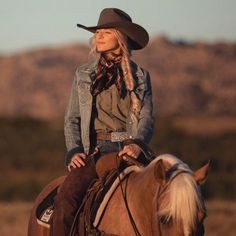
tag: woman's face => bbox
[95,28,120,53]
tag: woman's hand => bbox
[118,144,141,160]
[68,153,87,171]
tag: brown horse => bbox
[28,153,209,236]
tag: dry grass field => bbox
[0,200,235,236]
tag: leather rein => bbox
[113,139,155,236]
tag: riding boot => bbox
[52,157,98,236]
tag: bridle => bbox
[155,163,194,236]
[155,162,206,236]
[157,162,193,199]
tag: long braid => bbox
[120,54,141,125]
[114,30,141,124]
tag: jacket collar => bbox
[79,59,99,73]
[130,60,144,78]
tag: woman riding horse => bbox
[52,8,154,236]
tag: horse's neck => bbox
[128,169,157,202]
[98,166,159,236]
[126,168,158,234]
[129,171,156,197]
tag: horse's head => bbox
[152,154,209,236]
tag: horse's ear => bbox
[154,159,166,185]
[194,160,211,185]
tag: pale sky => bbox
[1,0,235,54]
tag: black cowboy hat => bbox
[77,8,149,50]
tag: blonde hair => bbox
[89,29,141,123]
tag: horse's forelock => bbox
[151,154,205,236]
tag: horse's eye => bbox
[159,215,170,225]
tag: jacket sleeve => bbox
[135,71,154,144]
[64,71,84,165]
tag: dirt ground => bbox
[0,200,235,236]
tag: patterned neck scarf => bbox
[90,55,127,98]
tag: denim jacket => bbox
[64,60,154,165]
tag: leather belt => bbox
[96,132,111,140]
[96,131,130,142]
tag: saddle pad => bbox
[35,176,66,229]
[37,205,54,228]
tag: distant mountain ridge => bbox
[0,36,235,120]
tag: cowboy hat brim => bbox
[77,21,149,50]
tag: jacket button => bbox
[129,135,133,139]
[129,121,133,124]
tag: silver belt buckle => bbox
[111,132,128,142]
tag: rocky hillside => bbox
[0,37,235,120]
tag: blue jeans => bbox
[96,140,122,156]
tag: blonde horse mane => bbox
[152,154,205,236]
